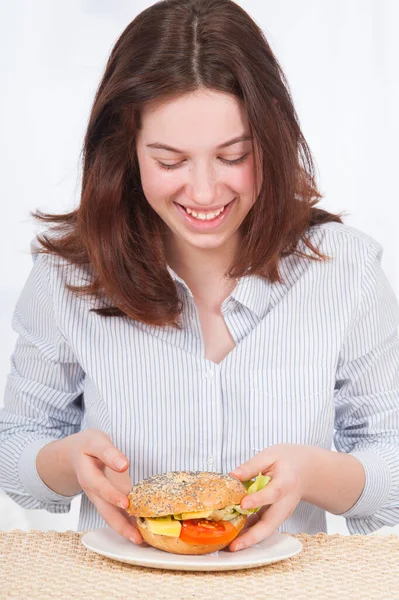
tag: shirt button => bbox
[205,368,214,381]
[208,456,215,468]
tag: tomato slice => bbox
[179,519,237,546]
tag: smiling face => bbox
[135,89,261,262]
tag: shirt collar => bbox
[166,265,194,298]
[230,273,271,319]
[167,265,271,319]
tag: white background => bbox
[1,1,398,534]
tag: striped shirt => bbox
[1,222,399,535]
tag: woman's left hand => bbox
[228,443,312,552]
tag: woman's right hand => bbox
[67,428,142,543]
[36,429,143,544]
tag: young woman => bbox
[1,0,398,552]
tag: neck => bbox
[165,235,240,307]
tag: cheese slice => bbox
[145,517,182,537]
[180,509,213,520]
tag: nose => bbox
[186,161,219,207]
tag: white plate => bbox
[81,527,302,572]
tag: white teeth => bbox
[185,205,225,220]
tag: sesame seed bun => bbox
[127,471,247,518]
[126,471,248,555]
[136,513,247,555]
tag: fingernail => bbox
[115,457,127,469]
[129,537,136,544]
[118,501,127,510]
[234,543,245,552]
[242,500,252,509]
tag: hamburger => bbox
[126,470,270,555]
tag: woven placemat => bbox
[1,531,398,599]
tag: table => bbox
[1,531,398,599]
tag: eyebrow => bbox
[146,134,252,153]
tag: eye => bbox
[156,152,249,171]
[218,153,249,166]
[157,161,185,171]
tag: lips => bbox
[174,198,236,230]
[183,205,225,220]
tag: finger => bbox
[78,455,130,510]
[84,433,129,473]
[104,465,133,496]
[230,496,296,551]
[240,479,282,511]
[229,449,274,482]
[88,492,143,544]
[241,511,262,531]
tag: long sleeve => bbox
[334,240,399,533]
[0,249,86,513]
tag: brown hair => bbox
[32,0,343,327]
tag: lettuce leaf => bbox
[245,473,271,495]
[234,472,271,515]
